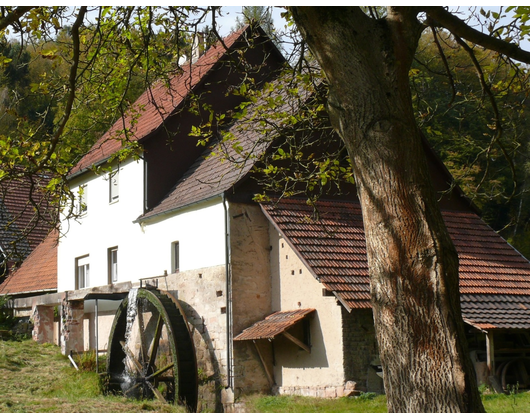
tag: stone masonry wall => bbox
[341,307,384,393]
[61,299,85,355]
[163,265,228,413]
[31,305,54,344]
[229,202,273,398]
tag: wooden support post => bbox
[282,331,311,353]
[253,340,275,387]
[486,331,505,393]
[486,331,495,376]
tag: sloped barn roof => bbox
[0,229,58,295]
[261,198,530,330]
[0,175,55,267]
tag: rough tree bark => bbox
[290,6,485,412]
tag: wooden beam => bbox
[282,331,311,353]
[253,340,275,386]
[486,331,495,376]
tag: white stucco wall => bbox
[269,227,345,391]
[58,158,226,293]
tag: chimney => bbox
[191,32,206,63]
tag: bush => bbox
[0,296,15,329]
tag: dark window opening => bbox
[172,241,179,273]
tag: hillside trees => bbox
[1,5,530,413]
[0,6,194,226]
[410,28,530,256]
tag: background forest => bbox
[1,6,530,257]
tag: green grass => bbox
[2,338,530,412]
[242,393,388,413]
[0,338,184,413]
[242,391,530,413]
[481,391,530,413]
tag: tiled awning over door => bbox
[234,308,315,341]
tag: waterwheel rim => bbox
[106,287,198,411]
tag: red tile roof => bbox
[234,308,315,341]
[0,229,58,295]
[70,27,249,176]
[136,58,295,221]
[138,107,268,221]
[0,175,55,263]
[261,198,530,330]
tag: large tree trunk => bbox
[290,7,485,412]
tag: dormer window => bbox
[109,170,119,203]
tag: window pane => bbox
[76,257,89,289]
[109,247,118,283]
[173,241,179,273]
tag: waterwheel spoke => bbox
[137,303,148,366]
[120,340,143,373]
[145,377,167,404]
[123,382,141,396]
[146,314,164,373]
[145,363,174,381]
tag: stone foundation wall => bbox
[61,299,84,355]
[163,265,228,413]
[341,307,384,393]
[274,382,358,398]
[31,305,54,344]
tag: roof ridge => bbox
[69,26,251,177]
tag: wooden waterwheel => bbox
[106,287,198,412]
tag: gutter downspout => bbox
[95,298,99,374]
[223,193,234,392]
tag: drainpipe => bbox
[223,193,234,391]
[95,299,99,374]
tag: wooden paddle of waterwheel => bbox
[106,287,198,412]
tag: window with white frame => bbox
[109,170,119,203]
[171,241,179,273]
[75,255,89,289]
[78,185,87,215]
[108,247,118,283]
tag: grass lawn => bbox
[241,391,530,413]
[241,393,388,413]
[1,338,530,413]
[0,338,183,413]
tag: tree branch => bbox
[430,26,457,106]
[452,33,517,200]
[0,6,35,31]
[38,6,87,171]
[425,6,530,64]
